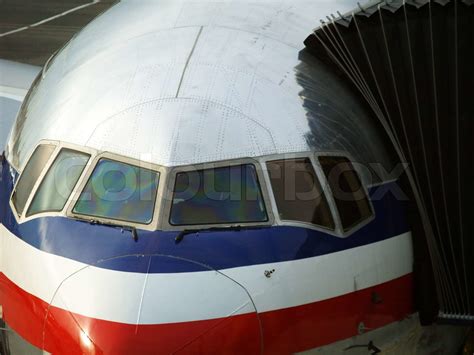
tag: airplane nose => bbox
[42,255,261,354]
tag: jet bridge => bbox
[304,0,474,323]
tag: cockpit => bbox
[9,140,374,237]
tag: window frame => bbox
[10,140,96,224]
[9,142,373,236]
[259,151,375,237]
[26,148,92,218]
[160,158,275,231]
[314,151,375,237]
[66,151,166,231]
[258,152,342,237]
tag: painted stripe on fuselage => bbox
[0,270,413,354]
[0,224,412,324]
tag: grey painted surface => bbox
[0,0,116,65]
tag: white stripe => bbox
[223,231,413,313]
[0,224,412,324]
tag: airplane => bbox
[0,0,469,354]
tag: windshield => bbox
[73,159,160,225]
[319,156,372,231]
[12,144,56,216]
[27,149,90,216]
[266,158,335,230]
[169,164,268,226]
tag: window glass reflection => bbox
[170,164,268,226]
[267,158,335,229]
[27,149,90,216]
[319,156,372,231]
[12,144,56,216]
[73,159,159,224]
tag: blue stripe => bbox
[0,157,410,273]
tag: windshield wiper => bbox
[85,218,139,242]
[175,225,262,244]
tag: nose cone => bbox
[42,255,261,354]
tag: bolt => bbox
[264,269,275,278]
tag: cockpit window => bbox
[73,159,159,224]
[27,149,90,217]
[318,156,372,231]
[266,158,335,230]
[12,144,56,216]
[169,164,268,226]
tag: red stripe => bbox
[260,273,414,354]
[0,272,413,354]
